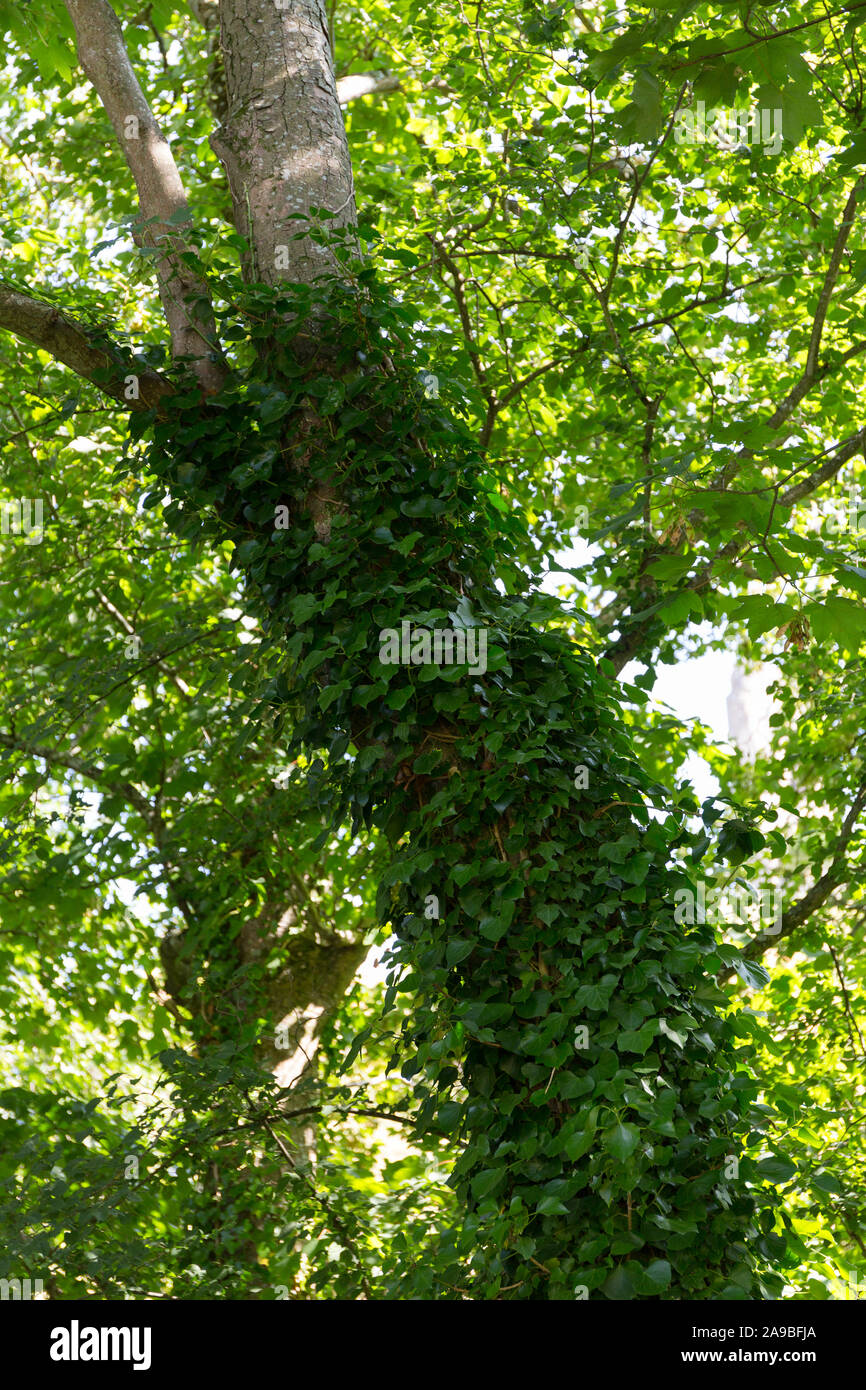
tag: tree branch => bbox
[718,175,864,489]
[63,0,225,393]
[336,71,401,104]
[0,284,173,409]
[720,780,866,980]
[601,427,866,672]
[597,177,866,666]
[0,730,159,832]
[93,589,192,696]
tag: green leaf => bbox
[811,1170,843,1195]
[756,1155,797,1183]
[445,938,474,967]
[471,1166,504,1199]
[632,68,662,141]
[733,958,770,991]
[602,1122,640,1163]
[617,1020,657,1054]
[642,1258,672,1291]
[602,1266,635,1300]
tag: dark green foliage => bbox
[127,268,792,1298]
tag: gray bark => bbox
[239,914,366,1088]
[212,0,357,286]
[64,0,225,393]
[0,287,172,408]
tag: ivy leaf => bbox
[603,1122,640,1162]
[400,496,447,518]
[445,938,474,967]
[602,1266,635,1300]
[641,1258,672,1292]
[617,1020,657,1054]
[471,1166,504,1199]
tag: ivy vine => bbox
[125,267,793,1300]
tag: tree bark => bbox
[0,287,172,408]
[212,0,357,286]
[64,0,225,393]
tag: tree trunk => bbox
[39,0,789,1301]
[161,890,366,1154]
[212,0,357,285]
[162,0,785,1301]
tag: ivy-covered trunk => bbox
[53,0,791,1300]
[107,0,785,1298]
[140,275,786,1296]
